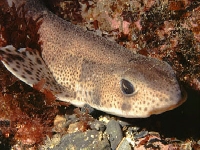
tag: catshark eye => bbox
[120,79,135,95]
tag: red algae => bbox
[33,78,57,105]
[74,108,94,122]
[43,0,83,24]
[0,2,58,148]
[0,2,42,50]
[0,62,59,147]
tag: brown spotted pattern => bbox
[1,0,187,118]
[0,45,71,96]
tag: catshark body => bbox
[0,0,186,118]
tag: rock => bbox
[116,137,132,150]
[51,130,111,150]
[134,130,149,139]
[105,120,123,150]
[89,120,106,131]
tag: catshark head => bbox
[89,57,187,118]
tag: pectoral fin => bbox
[0,45,69,96]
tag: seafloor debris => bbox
[40,115,200,150]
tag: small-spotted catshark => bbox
[0,0,186,118]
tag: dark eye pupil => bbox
[121,79,134,94]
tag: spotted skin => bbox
[0,0,187,118]
[0,46,70,94]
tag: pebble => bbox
[197,140,200,145]
[51,130,111,150]
[105,120,123,150]
[134,130,149,139]
[89,120,106,131]
[81,104,95,114]
[116,137,132,150]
